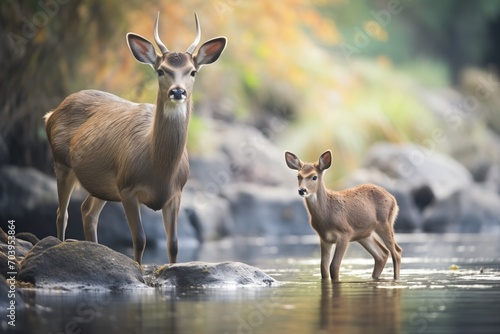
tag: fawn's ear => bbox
[318,150,332,171]
[285,151,303,170]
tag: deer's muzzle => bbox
[169,88,186,101]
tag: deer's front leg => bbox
[121,195,146,265]
[320,240,333,279]
[163,196,180,264]
[330,238,350,281]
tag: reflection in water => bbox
[319,281,402,334]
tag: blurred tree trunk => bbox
[0,0,135,172]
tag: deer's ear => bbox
[194,37,227,69]
[318,150,332,171]
[127,33,159,67]
[285,151,303,171]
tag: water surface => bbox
[7,234,500,334]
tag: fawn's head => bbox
[127,13,226,105]
[285,150,332,198]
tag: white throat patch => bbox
[306,193,318,204]
[164,102,187,120]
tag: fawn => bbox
[285,150,402,280]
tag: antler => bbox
[186,13,201,54]
[154,12,169,54]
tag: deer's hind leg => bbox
[81,195,106,242]
[358,234,390,279]
[54,162,78,241]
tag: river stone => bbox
[15,232,39,246]
[0,228,35,262]
[221,183,311,236]
[363,142,473,199]
[22,236,61,259]
[18,239,147,289]
[154,261,278,287]
[422,184,500,233]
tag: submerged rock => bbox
[153,261,278,287]
[18,238,147,290]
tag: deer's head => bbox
[285,150,332,198]
[127,13,226,104]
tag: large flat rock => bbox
[152,261,278,288]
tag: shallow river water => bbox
[8,233,500,334]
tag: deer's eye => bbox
[312,175,318,181]
[157,70,164,77]
[190,70,197,77]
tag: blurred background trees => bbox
[2,0,500,185]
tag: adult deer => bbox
[285,150,402,281]
[44,13,226,265]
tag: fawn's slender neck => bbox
[305,180,329,209]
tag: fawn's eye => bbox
[312,175,318,181]
[157,70,164,77]
[190,70,197,77]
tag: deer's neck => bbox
[150,96,191,176]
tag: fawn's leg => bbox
[358,234,390,279]
[376,226,402,280]
[330,238,349,281]
[320,240,333,279]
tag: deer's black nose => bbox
[170,88,186,100]
[298,188,307,196]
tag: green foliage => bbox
[278,59,438,187]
